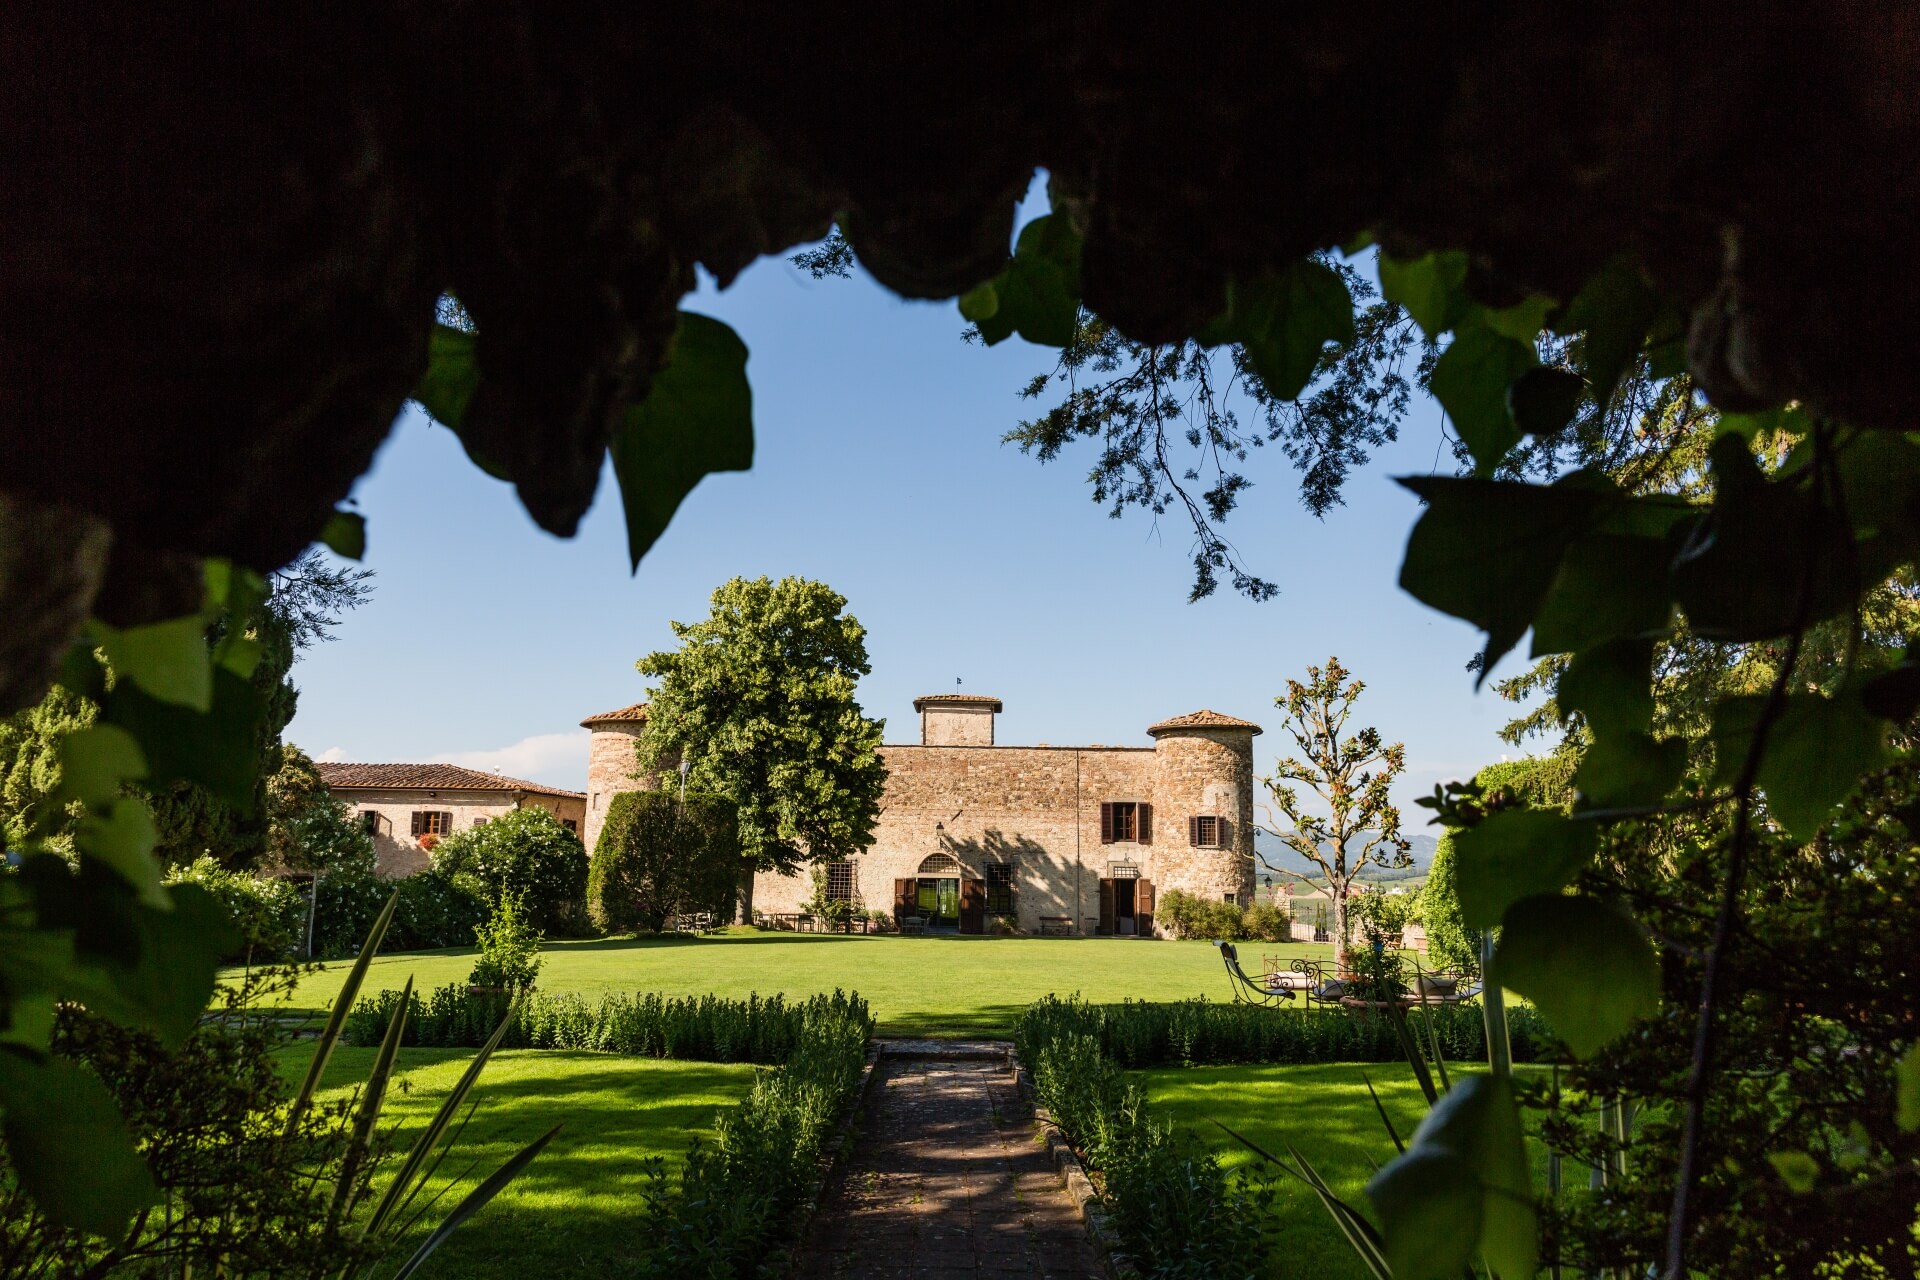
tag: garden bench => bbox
[898,913,927,935]
[1038,915,1072,936]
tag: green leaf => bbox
[0,1049,156,1233]
[413,324,504,479]
[1862,660,1920,724]
[1431,325,1538,475]
[1708,695,1767,788]
[1480,294,1554,344]
[1574,732,1686,809]
[1493,894,1660,1058]
[1225,259,1356,400]
[1558,256,1658,410]
[1366,1148,1480,1280]
[102,669,267,810]
[1507,367,1586,437]
[1455,811,1597,929]
[53,725,148,806]
[957,281,999,322]
[1559,637,1655,738]
[1759,693,1890,839]
[321,509,367,560]
[96,616,212,712]
[98,885,237,1046]
[73,799,165,908]
[971,214,1082,348]
[1767,1150,1820,1193]
[609,312,755,570]
[1530,536,1672,655]
[1397,476,1604,679]
[1378,250,1469,340]
[1896,1043,1920,1132]
[1367,1076,1536,1280]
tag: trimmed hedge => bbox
[311,870,488,959]
[1017,994,1554,1068]
[344,985,872,1064]
[636,994,871,1277]
[587,790,739,933]
[1024,1030,1272,1278]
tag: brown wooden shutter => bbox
[1138,803,1152,844]
[410,810,423,836]
[1188,815,1200,846]
[1137,879,1156,936]
[440,811,453,834]
[1098,878,1116,935]
[1219,817,1233,849]
[894,878,916,921]
[1100,802,1114,844]
[959,878,986,934]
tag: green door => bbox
[917,877,960,926]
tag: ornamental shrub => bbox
[166,856,307,962]
[467,891,543,992]
[587,790,739,933]
[1158,888,1249,940]
[431,805,589,935]
[1415,832,1479,975]
[310,869,488,959]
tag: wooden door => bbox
[1098,878,1115,935]
[959,877,986,934]
[894,878,916,922]
[1136,879,1156,937]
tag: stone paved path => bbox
[796,1050,1104,1279]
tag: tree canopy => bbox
[633,576,887,917]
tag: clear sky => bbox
[285,179,1536,817]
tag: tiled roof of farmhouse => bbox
[1146,709,1264,736]
[912,693,1003,710]
[316,762,585,799]
[580,702,650,728]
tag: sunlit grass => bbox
[243,929,1341,1037]
[282,1043,755,1278]
[1138,1063,1553,1280]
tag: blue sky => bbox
[286,181,1539,817]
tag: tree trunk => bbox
[737,863,755,924]
[1332,879,1350,956]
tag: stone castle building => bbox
[316,762,586,877]
[579,693,1259,937]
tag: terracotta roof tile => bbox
[317,762,585,799]
[1146,709,1263,736]
[580,702,649,728]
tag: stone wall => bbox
[750,730,1255,935]
[583,724,657,855]
[334,787,587,877]
[920,703,995,746]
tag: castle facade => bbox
[581,693,1259,937]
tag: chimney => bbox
[913,694,1002,746]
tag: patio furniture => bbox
[1213,941,1295,1007]
[898,913,927,936]
[1038,915,1072,936]
[1409,970,1484,1005]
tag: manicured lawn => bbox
[1137,1063,1553,1280]
[283,1043,754,1278]
[248,929,1338,1036]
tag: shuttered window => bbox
[410,810,453,837]
[1188,815,1231,848]
[361,810,381,834]
[1099,801,1152,844]
[986,863,1015,914]
[825,860,857,902]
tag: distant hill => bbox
[1253,827,1438,885]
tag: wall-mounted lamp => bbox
[934,821,945,831]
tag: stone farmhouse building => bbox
[581,693,1259,937]
[316,762,586,877]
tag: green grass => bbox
[246,929,1339,1037]
[1137,1063,1553,1280]
[283,1042,754,1278]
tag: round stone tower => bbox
[1146,709,1261,905]
[579,702,654,856]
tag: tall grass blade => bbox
[1415,999,1451,1095]
[362,1000,521,1240]
[1281,1138,1392,1279]
[327,975,412,1233]
[386,1125,561,1280]
[1480,931,1512,1081]
[1385,1003,1438,1106]
[1361,1073,1406,1156]
[287,890,400,1137]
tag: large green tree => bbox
[634,576,887,921]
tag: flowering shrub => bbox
[430,806,588,934]
[165,857,306,962]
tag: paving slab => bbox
[796,1053,1104,1279]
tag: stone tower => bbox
[913,693,1002,745]
[1146,710,1261,905]
[579,702,655,855]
